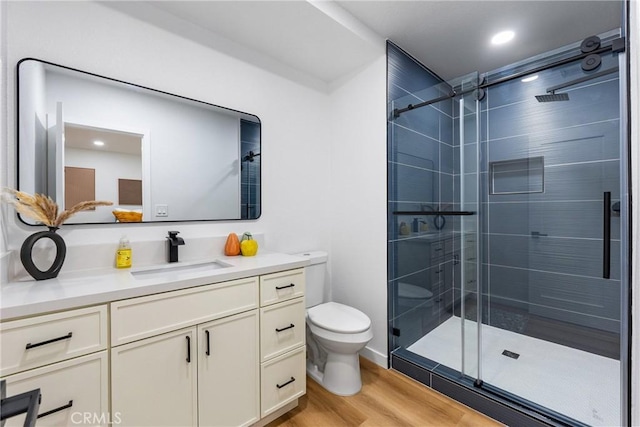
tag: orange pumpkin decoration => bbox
[224,233,241,256]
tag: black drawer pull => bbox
[37,400,73,418]
[205,330,211,356]
[186,336,191,363]
[26,332,72,350]
[275,283,295,290]
[276,377,296,389]
[275,324,295,333]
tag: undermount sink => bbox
[131,260,232,279]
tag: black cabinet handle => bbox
[25,332,72,350]
[603,191,611,279]
[186,336,191,363]
[37,400,73,418]
[275,284,295,290]
[276,377,295,389]
[275,324,295,333]
[205,330,210,356]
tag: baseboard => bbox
[360,345,388,368]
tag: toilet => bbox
[397,282,434,310]
[296,251,373,396]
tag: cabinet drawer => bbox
[260,298,305,362]
[260,269,305,306]
[0,305,107,377]
[2,352,109,427]
[111,276,258,346]
[260,346,306,418]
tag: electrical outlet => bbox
[155,204,168,217]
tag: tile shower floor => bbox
[407,316,620,426]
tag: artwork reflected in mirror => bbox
[18,58,261,225]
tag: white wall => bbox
[2,1,332,260]
[65,148,142,223]
[0,0,8,284]
[329,56,388,366]
[17,60,46,195]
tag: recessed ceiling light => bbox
[521,75,539,83]
[93,140,105,146]
[491,30,515,45]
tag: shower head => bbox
[534,67,617,103]
[535,92,570,102]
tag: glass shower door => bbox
[454,73,481,382]
[387,71,482,382]
[476,46,623,427]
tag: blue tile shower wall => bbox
[241,120,260,219]
[389,38,621,353]
[481,55,621,335]
[388,41,457,348]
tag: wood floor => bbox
[268,358,503,427]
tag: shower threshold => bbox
[406,317,620,426]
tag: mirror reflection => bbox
[18,58,261,224]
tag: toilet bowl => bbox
[295,251,373,396]
[306,302,373,396]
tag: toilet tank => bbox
[294,251,328,308]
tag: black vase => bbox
[20,227,66,280]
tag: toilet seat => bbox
[307,302,371,333]
[398,282,433,300]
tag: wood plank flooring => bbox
[268,357,503,427]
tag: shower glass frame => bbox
[387,28,630,426]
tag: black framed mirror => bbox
[17,58,261,225]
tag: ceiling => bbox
[104,0,623,91]
[65,124,142,155]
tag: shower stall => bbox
[387,30,629,427]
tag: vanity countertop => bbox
[0,251,309,321]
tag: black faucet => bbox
[167,231,185,263]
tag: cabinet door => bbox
[2,352,108,427]
[198,310,259,427]
[111,328,197,427]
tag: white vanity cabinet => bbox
[258,269,307,418]
[0,305,109,426]
[0,257,308,427]
[110,276,260,427]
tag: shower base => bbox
[407,316,620,426]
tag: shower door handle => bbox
[603,191,611,279]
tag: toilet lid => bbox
[398,282,433,299]
[307,302,371,333]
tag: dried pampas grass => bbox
[2,188,112,227]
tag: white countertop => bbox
[0,251,309,321]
